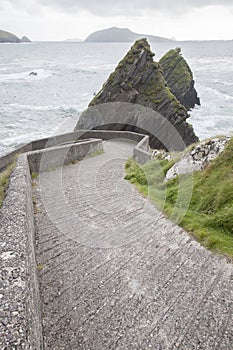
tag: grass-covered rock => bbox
[76,39,199,150]
[159,48,200,110]
[125,136,233,259]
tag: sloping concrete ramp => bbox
[33,140,233,350]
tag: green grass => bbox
[159,48,193,90]
[0,162,16,208]
[125,137,233,259]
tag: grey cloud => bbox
[37,0,233,15]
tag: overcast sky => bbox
[1,0,233,41]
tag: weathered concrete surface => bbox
[0,129,151,172]
[27,138,103,173]
[0,155,43,349]
[133,135,151,164]
[33,140,233,350]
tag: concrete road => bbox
[33,140,233,350]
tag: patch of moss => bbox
[141,64,186,114]
[31,172,38,179]
[0,162,16,208]
[159,48,193,90]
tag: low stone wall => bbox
[0,154,43,349]
[0,130,152,172]
[0,138,105,349]
[0,142,32,172]
[0,131,150,349]
[133,135,152,164]
[77,130,151,163]
[75,130,145,143]
[28,138,103,173]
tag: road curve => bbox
[33,140,233,350]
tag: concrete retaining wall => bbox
[0,130,151,171]
[0,155,43,349]
[28,138,103,173]
[0,138,105,349]
[0,130,152,172]
[133,135,152,164]
[76,130,151,164]
[0,131,151,349]
[0,142,32,172]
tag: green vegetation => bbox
[90,39,188,118]
[159,48,193,90]
[125,138,233,259]
[89,149,104,158]
[31,172,38,179]
[0,162,16,208]
[141,66,186,114]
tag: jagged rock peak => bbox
[89,38,155,106]
[21,36,31,42]
[89,38,189,122]
[159,47,200,110]
[76,38,199,150]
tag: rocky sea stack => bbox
[75,38,200,150]
[159,48,200,110]
[21,36,31,43]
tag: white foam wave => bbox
[0,68,53,82]
[198,84,233,101]
[4,103,83,112]
[86,64,116,70]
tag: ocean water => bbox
[0,41,233,156]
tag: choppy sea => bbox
[0,40,233,156]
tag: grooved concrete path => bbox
[33,140,233,350]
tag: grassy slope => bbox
[0,162,15,208]
[125,137,233,259]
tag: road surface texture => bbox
[33,140,233,350]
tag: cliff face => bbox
[0,29,21,43]
[159,48,200,110]
[75,39,199,150]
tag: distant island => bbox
[21,36,31,43]
[85,27,174,43]
[0,29,31,43]
[64,38,83,42]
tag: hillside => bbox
[85,27,173,42]
[125,136,233,258]
[0,29,31,43]
[0,29,21,43]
